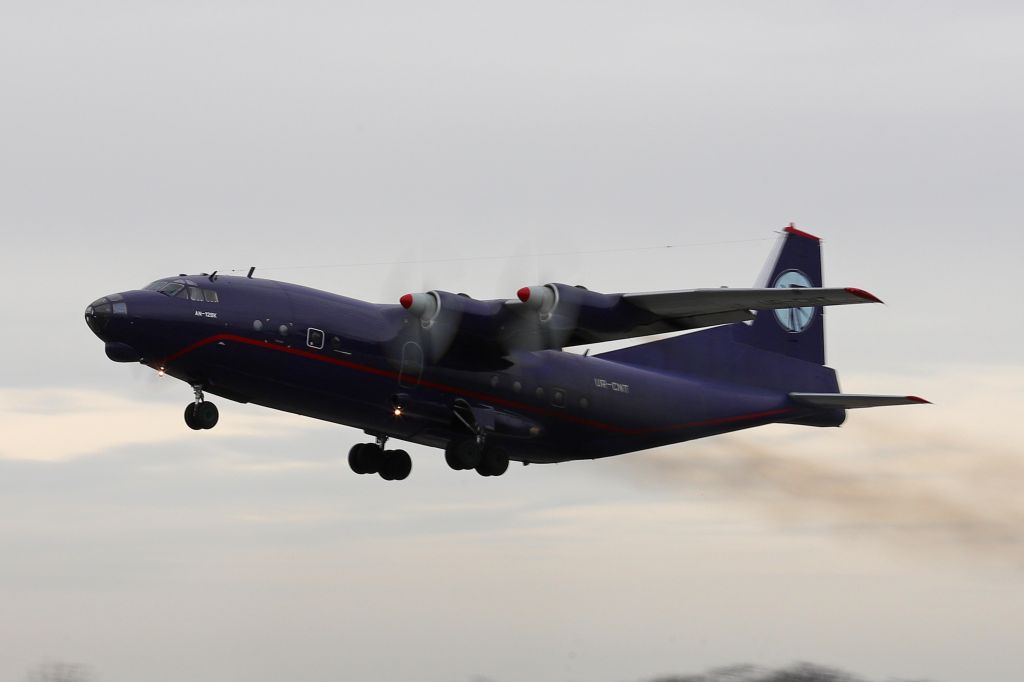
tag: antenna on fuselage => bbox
[209,271,218,281]
[247,266,255,279]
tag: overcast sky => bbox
[2,2,1023,681]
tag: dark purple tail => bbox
[597,225,839,394]
[742,224,826,365]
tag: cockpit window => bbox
[145,279,218,302]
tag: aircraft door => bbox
[399,342,424,388]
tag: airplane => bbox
[84,225,927,481]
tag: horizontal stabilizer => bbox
[789,393,931,409]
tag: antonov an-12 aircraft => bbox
[85,225,927,481]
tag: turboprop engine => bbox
[397,290,507,364]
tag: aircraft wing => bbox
[397,284,884,360]
[789,393,931,408]
[496,284,883,349]
[623,287,880,320]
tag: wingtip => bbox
[845,287,884,304]
[907,396,931,404]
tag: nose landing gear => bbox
[184,385,219,430]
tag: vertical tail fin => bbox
[741,224,826,365]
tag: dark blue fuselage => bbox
[85,273,837,465]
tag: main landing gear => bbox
[447,399,509,477]
[184,384,219,430]
[445,437,509,477]
[348,436,412,481]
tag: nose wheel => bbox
[184,385,219,430]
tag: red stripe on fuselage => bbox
[162,333,794,436]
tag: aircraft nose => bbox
[84,294,127,336]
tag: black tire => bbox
[363,444,384,474]
[444,442,464,470]
[379,450,396,480]
[477,448,509,477]
[389,449,412,481]
[348,443,369,474]
[455,439,483,469]
[184,404,202,430]
[196,402,219,429]
[489,450,509,477]
[350,443,383,475]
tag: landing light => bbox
[158,367,165,377]
[393,406,403,417]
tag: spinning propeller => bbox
[388,243,598,365]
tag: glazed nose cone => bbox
[84,294,127,337]
[85,297,112,335]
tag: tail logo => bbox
[772,269,814,333]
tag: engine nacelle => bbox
[517,285,558,319]
[399,292,440,324]
[516,283,620,323]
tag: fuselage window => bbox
[551,389,566,407]
[307,328,325,349]
[203,289,219,303]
